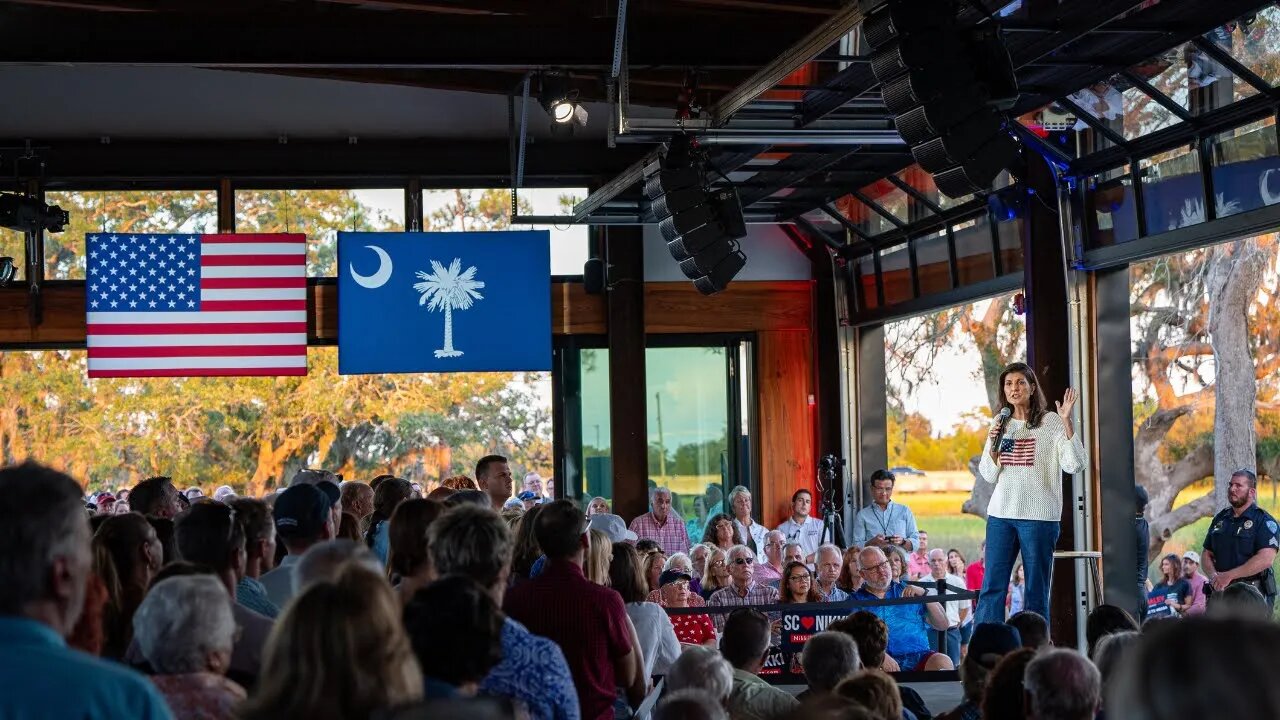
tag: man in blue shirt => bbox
[0,461,173,720]
[850,547,952,672]
[852,470,921,553]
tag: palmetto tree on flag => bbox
[413,258,485,358]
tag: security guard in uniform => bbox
[1202,469,1279,608]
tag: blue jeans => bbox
[975,516,1059,625]
[932,626,961,667]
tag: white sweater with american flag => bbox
[978,411,1087,522]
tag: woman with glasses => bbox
[700,547,732,600]
[701,513,744,552]
[779,561,823,604]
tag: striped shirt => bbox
[629,512,691,555]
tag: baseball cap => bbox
[659,569,693,587]
[1183,550,1201,564]
[588,513,638,543]
[968,623,1022,667]
[273,484,335,540]
[517,490,538,501]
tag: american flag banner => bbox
[85,233,307,378]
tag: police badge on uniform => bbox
[1245,520,1254,530]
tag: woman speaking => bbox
[975,362,1086,625]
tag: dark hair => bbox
[364,478,412,550]
[387,499,444,579]
[1110,617,1280,720]
[801,632,860,694]
[868,469,896,488]
[534,500,586,559]
[635,539,663,554]
[475,455,508,480]
[1007,610,1049,649]
[791,488,812,504]
[780,560,822,603]
[1232,468,1259,488]
[701,512,744,547]
[1086,604,1139,658]
[336,512,361,542]
[511,504,543,578]
[834,669,902,720]
[836,547,862,593]
[720,608,771,669]
[174,502,245,574]
[1208,582,1270,620]
[403,575,504,686]
[231,498,274,544]
[146,516,177,566]
[981,647,1036,720]
[151,559,216,585]
[829,611,888,668]
[369,474,394,492]
[92,512,155,659]
[997,362,1049,429]
[129,476,175,517]
[608,542,649,603]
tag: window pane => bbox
[1139,41,1253,117]
[579,348,613,508]
[0,229,22,281]
[857,255,879,310]
[880,242,913,305]
[505,187,590,276]
[952,215,996,284]
[1140,145,1203,233]
[647,346,730,542]
[1086,166,1138,246]
[860,180,911,224]
[1121,82,1183,140]
[43,190,216,280]
[916,230,951,296]
[997,218,1023,274]
[899,166,974,211]
[236,189,404,277]
[1217,6,1280,89]
[1209,118,1280,218]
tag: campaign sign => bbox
[337,231,551,374]
[759,609,851,685]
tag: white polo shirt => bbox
[775,515,824,560]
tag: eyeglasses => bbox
[861,560,890,574]
[733,557,755,565]
[787,574,811,582]
[665,581,690,590]
[711,559,727,567]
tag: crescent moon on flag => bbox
[349,245,393,289]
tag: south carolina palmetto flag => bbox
[84,233,307,378]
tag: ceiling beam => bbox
[0,5,816,68]
[0,137,648,185]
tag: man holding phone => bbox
[852,469,921,553]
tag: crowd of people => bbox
[4,454,1280,720]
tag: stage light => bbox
[539,72,588,128]
[0,193,69,234]
[0,257,14,286]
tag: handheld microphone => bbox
[995,407,1014,454]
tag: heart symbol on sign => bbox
[800,616,815,630]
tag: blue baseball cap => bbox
[273,484,334,540]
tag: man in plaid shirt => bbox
[629,486,690,555]
[708,545,780,633]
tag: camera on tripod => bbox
[816,453,847,547]
[817,454,845,487]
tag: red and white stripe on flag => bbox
[85,233,308,378]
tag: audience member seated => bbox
[260,483,336,607]
[1108,617,1280,719]
[1091,631,1138,720]
[642,547,668,595]
[836,546,862,593]
[336,511,363,542]
[827,612,931,720]
[755,531,786,585]
[403,575,504,699]
[428,503,577,720]
[340,480,375,525]
[510,504,544,584]
[504,500,645,720]
[133,576,245,720]
[1084,604,1138,659]
[93,511,163,659]
[834,669,910,720]
[587,496,611,516]
[654,690,729,720]
[793,696,880,720]
[365,477,414,564]
[1207,580,1272,620]
[703,512,744,552]
[610,542,681,678]
[1023,649,1100,720]
[293,539,382,594]
[67,571,109,656]
[885,544,911,585]
[783,542,805,566]
[721,608,798,720]
[130,475,184,519]
[701,546,732,599]
[0,462,171,719]
[665,645,734,702]
[1145,553,1190,620]
[979,648,1035,720]
[799,631,861,702]
[849,547,952,671]
[1006,610,1049,650]
[815,544,851,602]
[168,501,273,683]
[647,552,701,600]
[239,563,423,720]
[934,622,1021,720]
[229,498,279,618]
[780,561,822,604]
[630,486,691,555]
[690,543,711,583]
[653,569,716,647]
[387,499,444,604]
[708,545,781,633]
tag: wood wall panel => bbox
[757,328,816,528]
[646,281,812,333]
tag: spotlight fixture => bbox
[644,139,747,295]
[0,257,14,286]
[0,193,69,234]
[539,72,588,129]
